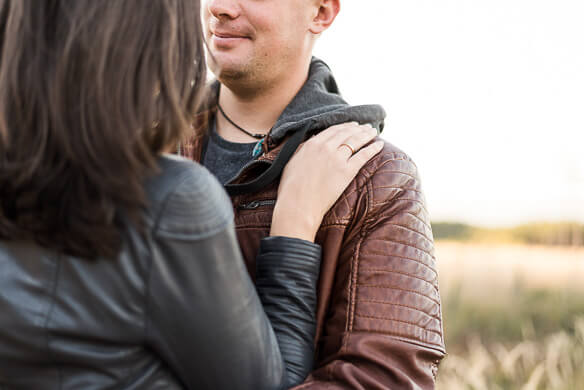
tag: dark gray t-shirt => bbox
[202,118,256,185]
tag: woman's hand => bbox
[271,122,384,242]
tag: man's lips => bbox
[212,31,249,39]
[209,30,250,49]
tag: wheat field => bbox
[435,242,584,389]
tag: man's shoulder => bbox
[351,138,420,192]
[322,139,423,227]
[361,138,416,176]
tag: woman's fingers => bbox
[326,122,374,147]
[301,121,381,167]
[348,140,385,174]
[304,122,378,160]
[336,125,378,160]
[272,122,384,242]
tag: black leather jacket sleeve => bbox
[144,165,320,390]
[256,236,321,388]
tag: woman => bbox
[0,1,382,389]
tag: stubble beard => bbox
[210,54,274,98]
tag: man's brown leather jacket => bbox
[184,135,445,389]
[183,59,446,389]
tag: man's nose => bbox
[207,0,241,20]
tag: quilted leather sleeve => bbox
[293,142,446,389]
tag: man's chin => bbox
[208,56,250,83]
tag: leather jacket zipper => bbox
[238,200,276,210]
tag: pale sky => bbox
[314,0,584,227]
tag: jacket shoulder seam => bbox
[152,168,232,240]
[350,150,417,206]
[359,150,415,180]
[345,236,363,335]
[150,167,196,234]
[345,175,375,335]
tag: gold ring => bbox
[339,143,355,155]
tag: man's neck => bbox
[216,63,310,144]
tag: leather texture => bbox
[185,128,446,389]
[257,237,321,387]
[0,155,322,389]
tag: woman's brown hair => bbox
[0,0,206,258]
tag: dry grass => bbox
[435,242,584,389]
[436,317,584,389]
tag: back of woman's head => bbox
[0,0,206,258]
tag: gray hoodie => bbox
[208,57,387,196]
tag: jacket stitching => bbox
[364,238,435,261]
[354,314,443,336]
[355,176,374,328]
[337,186,361,203]
[346,239,361,334]
[331,184,367,224]
[356,299,442,321]
[370,222,434,244]
[403,211,433,231]
[371,169,417,182]
[360,154,411,177]
[347,158,440,342]
[373,185,424,194]
[359,268,439,290]
[344,175,373,337]
[359,252,437,276]
[333,214,360,361]
[353,329,445,350]
[342,191,354,222]
[371,197,430,215]
[437,286,446,351]
[332,179,365,214]
[336,176,370,202]
[343,174,371,342]
[357,284,441,306]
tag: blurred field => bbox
[432,222,584,247]
[435,241,584,389]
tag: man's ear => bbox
[309,0,340,34]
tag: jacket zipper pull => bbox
[238,200,276,210]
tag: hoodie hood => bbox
[221,57,387,196]
[269,58,386,143]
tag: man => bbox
[183,0,446,388]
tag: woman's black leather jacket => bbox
[0,155,321,389]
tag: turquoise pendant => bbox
[252,139,264,158]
